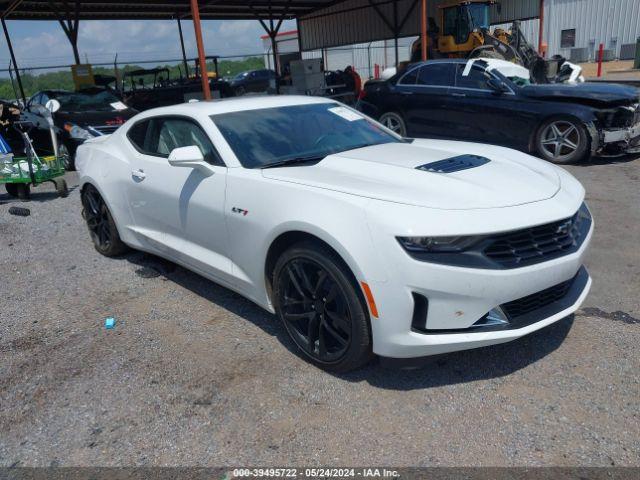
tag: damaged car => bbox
[357,59,640,163]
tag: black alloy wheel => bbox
[274,242,373,372]
[81,184,127,256]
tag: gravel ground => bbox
[0,155,639,467]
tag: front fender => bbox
[225,172,388,310]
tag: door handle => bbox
[400,91,414,95]
[451,92,466,97]
[131,169,146,180]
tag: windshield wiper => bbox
[260,155,325,169]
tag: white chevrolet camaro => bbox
[76,95,593,372]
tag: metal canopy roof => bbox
[0,0,341,21]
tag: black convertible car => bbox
[356,59,640,163]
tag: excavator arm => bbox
[469,20,573,84]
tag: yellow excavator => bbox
[410,0,570,83]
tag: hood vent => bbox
[416,155,490,173]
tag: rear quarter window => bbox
[127,120,149,152]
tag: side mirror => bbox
[487,77,508,94]
[45,99,61,113]
[168,145,213,175]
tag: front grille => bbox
[502,277,574,319]
[483,204,591,269]
[91,125,120,135]
[609,103,640,128]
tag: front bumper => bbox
[598,122,640,155]
[366,211,593,359]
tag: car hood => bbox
[262,140,561,210]
[520,82,639,107]
[54,108,137,128]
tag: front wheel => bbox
[5,183,18,198]
[6,183,31,199]
[81,184,128,257]
[273,241,373,372]
[59,143,75,171]
[535,118,589,164]
[54,178,69,198]
[379,111,407,137]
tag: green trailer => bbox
[1,153,68,199]
[1,116,68,199]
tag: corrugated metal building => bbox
[542,0,640,61]
[262,31,414,79]
[297,0,540,50]
[264,0,640,75]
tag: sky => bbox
[0,18,296,72]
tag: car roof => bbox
[134,95,336,119]
[410,59,470,66]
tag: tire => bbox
[80,184,128,257]
[379,111,407,137]
[273,241,373,372]
[235,86,246,96]
[54,178,69,198]
[8,206,30,217]
[535,117,589,164]
[15,183,30,200]
[5,183,18,197]
[59,143,75,171]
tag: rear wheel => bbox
[535,118,589,164]
[54,178,69,198]
[81,184,128,256]
[5,183,18,197]
[379,111,407,137]
[273,241,373,372]
[13,183,30,200]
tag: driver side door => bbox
[446,63,531,147]
[125,115,233,282]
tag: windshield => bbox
[211,103,400,168]
[507,75,531,86]
[466,4,490,30]
[56,90,123,112]
[488,64,532,87]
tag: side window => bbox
[455,64,491,90]
[39,93,50,105]
[398,67,419,85]
[127,120,150,152]
[154,117,224,166]
[416,63,453,87]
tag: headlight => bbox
[397,235,483,253]
[64,123,93,140]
